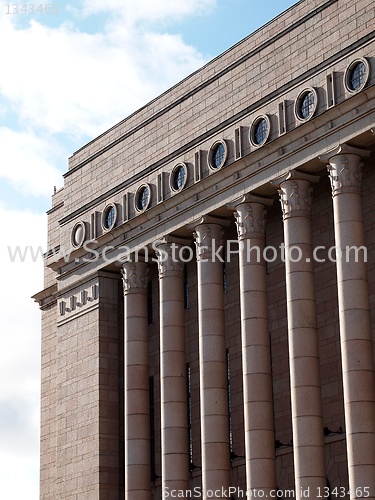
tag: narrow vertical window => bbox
[157,172,164,203]
[223,246,227,294]
[91,212,97,239]
[184,265,189,310]
[148,280,153,325]
[149,376,157,482]
[326,72,336,108]
[122,193,129,222]
[226,349,233,459]
[194,150,202,182]
[234,126,242,159]
[186,363,194,470]
[278,101,286,135]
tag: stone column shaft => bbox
[278,173,326,498]
[194,222,231,500]
[326,149,375,500]
[155,241,189,493]
[122,261,150,500]
[235,199,277,494]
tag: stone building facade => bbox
[34,0,375,498]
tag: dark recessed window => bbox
[295,88,317,122]
[250,115,270,147]
[184,264,189,309]
[213,143,225,167]
[208,140,227,170]
[147,280,153,325]
[149,376,157,482]
[186,363,196,471]
[171,163,187,192]
[253,118,268,145]
[298,91,315,120]
[135,184,150,212]
[139,187,149,210]
[103,205,116,230]
[226,349,233,458]
[348,61,367,91]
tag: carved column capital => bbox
[234,202,267,240]
[121,261,148,295]
[154,240,185,278]
[193,223,224,261]
[319,143,370,197]
[326,154,363,197]
[278,178,314,220]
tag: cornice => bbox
[32,284,58,310]
[46,201,64,216]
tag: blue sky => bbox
[0,1,297,497]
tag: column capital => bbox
[275,171,319,220]
[319,143,370,197]
[271,170,319,219]
[234,202,267,240]
[154,237,189,278]
[193,222,224,262]
[271,169,319,188]
[121,261,148,295]
[227,193,273,211]
[327,155,364,196]
[318,143,370,163]
[187,214,231,231]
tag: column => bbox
[233,195,276,495]
[323,145,375,499]
[122,260,150,500]
[194,219,231,499]
[154,239,190,494]
[277,171,326,498]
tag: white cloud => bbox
[80,0,216,25]
[0,7,210,140]
[0,455,39,500]
[0,128,63,196]
[0,206,45,500]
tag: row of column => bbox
[121,145,375,500]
